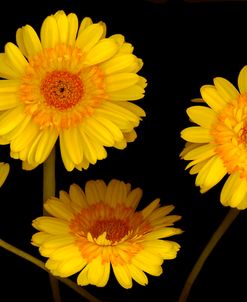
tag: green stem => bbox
[178,207,240,302]
[0,239,103,302]
[43,148,61,302]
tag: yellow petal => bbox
[87,257,110,286]
[59,134,75,171]
[83,117,115,146]
[69,183,88,208]
[237,195,247,210]
[100,101,139,124]
[76,23,104,52]
[78,17,93,35]
[54,11,69,44]
[31,232,54,246]
[10,121,39,153]
[85,180,107,204]
[93,115,124,142]
[16,28,28,58]
[108,85,146,101]
[56,257,86,277]
[2,114,31,141]
[105,179,127,206]
[0,79,19,93]
[141,198,160,219]
[200,85,226,112]
[127,263,148,286]
[118,102,146,120]
[32,217,70,234]
[0,93,20,110]
[131,254,162,276]
[125,187,143,209]
[0,54,18,79]
[49,244,82,261]
[112,264,132,289]
[188,159,208,175]
[95,105,132,130]
[61,128,83,165]
[5,42,28,75]
[0,162,9,187]
[22,25,42,58]
[220,173,247,208]
[148,205,176,222]
[181,126,212,143]
[195,156,227,192]
[214,77,239,102]
[77,266,90,286]
[183,144,215,161]
[0,106,25,135]
[144,240,180,259]
[44,198,74,220]
[238,65,247,94]
[85,38,118,65]
[67,13,79,46]
[40,16,59,48]
[105,73,140,92]
[78,130,97,164]
[186,106,216,128]
[100,54,139,75]
[34,128,58,164]
[143,228,183,240]
[42,235,74,249]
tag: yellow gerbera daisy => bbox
[0,11,146,171]
[31,179,182,288]
[0,162,9,187]
[180,65,247,210]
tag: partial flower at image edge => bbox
[0,162,9,187]
[180,65,247,210]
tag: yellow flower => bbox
[0,162,9,187]
[180,65,247,209]
[0,11,146,171]
[32,179,182,288]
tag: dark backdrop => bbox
[0,1,246,301]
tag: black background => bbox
[0,0,246,301]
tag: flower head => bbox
[180,65,247,209]
[0,11,146,171]
[0,162,9,187]
[32,179,182,288]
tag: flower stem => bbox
[0,239,103,302]
[178,207,240,302]
[43,148,61,302]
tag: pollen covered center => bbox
[40,70,84,110]
[90,219,129,242]
[211,94,247,178]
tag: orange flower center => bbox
[211,93,247,179]
[69,202,150,263]
[89,218,129,242]
[40,71,84,110]
[19,44,106,131]
[239,121,247,145]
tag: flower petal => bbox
[85,38,118,65]
[238,65,247,94]
[0,162,9,187]
[195,156,227,192]
[22,25,42,58]
[40,16,59,48]
[214,77,239,102]
[5,42,28,75]
[186,106,216,128]
[181,126,212,143]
